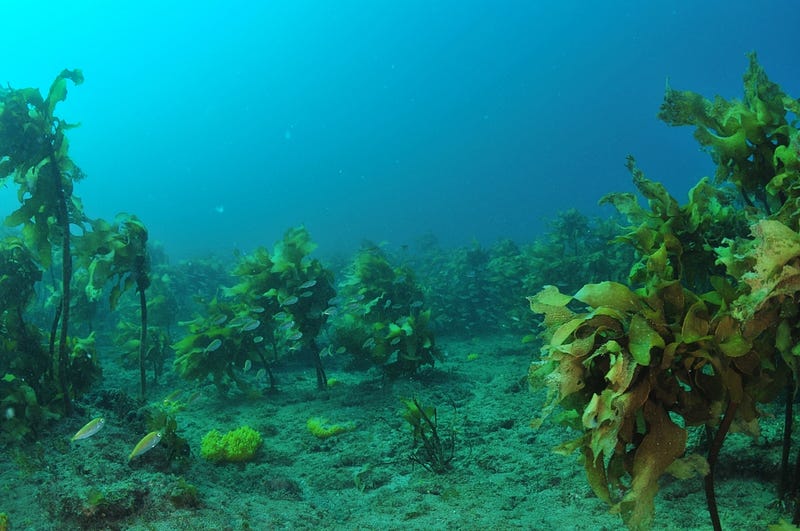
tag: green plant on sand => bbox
[331,244,439,376]
[200,425,262,463]
[173,226,335,392]
[0,69,86,414]
[401,397,455,474]
[529,54,800,530]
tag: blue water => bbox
[1,1,797,257]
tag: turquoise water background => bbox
[1,1,796,256]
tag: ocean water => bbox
[2,2,800,530]
[0,0,795,258]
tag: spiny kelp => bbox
[173,226,335,391]
[529,54,800,530]
[330,243,439,375]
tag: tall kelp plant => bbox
[529,54,800,530]
[0,72,152,419]
[0,70,86,414]
[79,214,151,398]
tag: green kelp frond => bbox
[658,53,800,219]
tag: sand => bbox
[0,333,789,530]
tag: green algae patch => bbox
[306,417,356,439]
[200,426,262,463]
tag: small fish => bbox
[281,296,299,306]
[205,338,222,352]
[129,431,163,460]
[72,417,105,441]
[242,319,260,331]
[243,359,252,372]
[362,337,376,349]
[274,312,289,320]
[278,320,295,332]
[390,337,401,346]
[410,300,424,308]
[253,335,264,344]
[384,299,392,309]
[288,331,303,341]
[299,291,314,298]
[322,307,339,317]
[250,306,266,313]
[256,368,267,380]
[162,390,182,402]
[227,316,249,328]
[335,346,346,354]
[298,279,317,290]
[212,314,228,325]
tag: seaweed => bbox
[529,55,800,530]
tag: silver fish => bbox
[205,338,222,352]
[281,296,299,306]
[242,319,260,332]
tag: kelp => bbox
[0,70,87,414]
[173,226,335,392]
[530,55,800,530]
[330,244,439,375]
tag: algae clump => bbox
[200,426,262,463]
[306,417,355,439]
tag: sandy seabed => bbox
[0,334,790,530]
